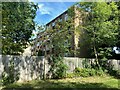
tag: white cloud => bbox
[28,0,34,2]
[38,4,53,15]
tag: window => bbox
[37,42,40,46]
[68,26,71,34]
[64,14,68,21]
[47,40,50,43]
[59,17,62,22]
[52,22,55,29]
[46,26,49,30]
[52,22,55,26]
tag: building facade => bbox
[31,5,90,57]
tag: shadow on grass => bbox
[2,80,119,90]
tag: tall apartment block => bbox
[31,5,90,57]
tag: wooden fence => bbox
[0,55,119,82]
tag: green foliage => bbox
[66,73,75,78]
[96,68,104,76]
[89,68,96,76]
[82,59,91,68]
[116,1,120,47]
[52,60,68,79]
[49,56,68,79]
[39,6,75,79]
[74,68,90,77]
[77,2,119,68]
[2,2,38,55]
[98,48,112,59]
[2,59,19,85]
[73,67,104,77]
[73,67,81,73]
[104,63,120,78]
[49,23,71,79]
[68,6,75,18]
[107,69,120,78]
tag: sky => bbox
[30,2,76,39]
[34,2,76,25]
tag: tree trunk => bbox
[93,45,100,69]
[43,48,46,80]
[93,27,100,69]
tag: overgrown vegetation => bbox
[1,1,120,88]
[48,56,68,79]
[37,6,76,79]
[48,11,74,79]
[67,68,104,78]
[36,1,120,80]
[76,1,120,78]
[78,1,119,68]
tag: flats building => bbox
[31,5,90,57]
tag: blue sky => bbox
[31,2,76,39]
[34,2,76,25]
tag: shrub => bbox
[82,59,91,68]
[107,69,120,78]
[52,61,68,79]
[74,67,81,73]
[89,69,96,76]
[96,68,104,76]
[80,68,90,77]
[66,73,75,78]
[73,67,104,77]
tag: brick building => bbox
[31,5,90,57]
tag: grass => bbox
[2,75,120,90]
[0,80,3,90]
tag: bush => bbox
[107,69,120,78]
[66,73,75,78]
[74,68,89,77]
[82,59,91,68]
[96,69,104,76]
[89,69,96,76]
[52,61,68,79]
[74,67,81,73]
[72,67,104,77]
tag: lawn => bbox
[2,75,120,90]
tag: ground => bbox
[1,75,120,90]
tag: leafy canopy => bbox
[2,2,38,55]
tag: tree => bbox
[116,1,120,47]
[38,20,71,79]
[78,2,119,68]
[2,2,38,55]
[36,6,76,79]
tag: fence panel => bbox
[0,55,119,82]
